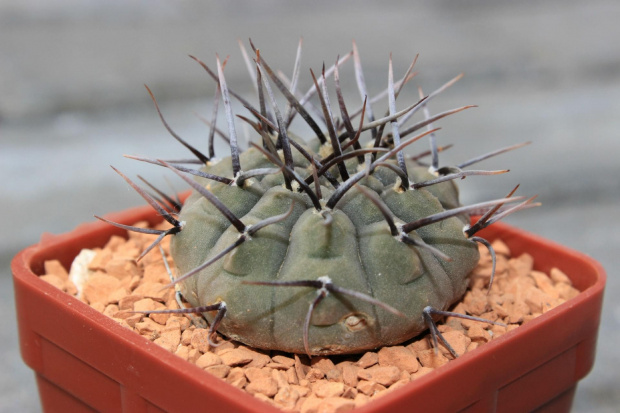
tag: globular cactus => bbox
[99,40,535,356]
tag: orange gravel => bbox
[41,221,580,413]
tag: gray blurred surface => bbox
[2,1,619,411]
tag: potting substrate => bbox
[37,219,583,413]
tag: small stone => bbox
[196,352,223,369]
[64,279,78,295]
[356,380,385,397]
[340,363,360,388]
[301,395,355,413]
[523,312,542,324]
[118,294,145,311]
[407,338,431,353]
[495,255,509,275]
[166,316,190,331]
[134,298,169,325]
[181,328,193,346]
[399,369,411,381]
[143,261,170,284]
[132,282,169,302]
[105,258,140,280]
[508,253,534,279]
[550,267,571,284]
[272,355,296,368]
[312,381,344,398]
[292,384,310,398]
[188,348,201,364]
[295,354,311,383]
[463,290,488,316]
[467,324,491,342]
[241,347,271,368]
[325,368,343,383]
[319,397,355,412]
[88,249,112,272]
[524,288,548,314]
[103,304,119,318]
[378,346,419,374]
[490,324,508,338]
[69,248,97,297]
[417,349,449,368]
[286,367,299,385]
[530,271,560,299]
[480,310,499,322]
[300,396,322,413]
[219,348,254,366]
[491,239,511,257]
[164,297,181,311]
[245,367,278,397]
[226,367,247,389]
[174,345,189,361]
[90,302,105,312]
[274,386,300,410]
[356,352,378,368]
[294,397,306,413]
[124,314,143,328]
[491,302,510,318]
[541,300,555,313]
[205,364,230,379]
[135,318,162,340]
[271,368,289,389]
[362,365,401,387]
[116,240,140,259]
[445,303,468,328]
[507,300,530,324]
[44,260,69,280]
[310,356,336,375]
[127,275,141,290]
[190,329,212,353]
[341,386,357,399]
[438,330,471,357]
[212,340,236,355]
[266,362,289,370]
[354,393,371,408]
[133,297,158,312]
[253,393,278,408]
[410,366,434,380]
[82,273,122,305]
[385,378,410,394]
[437,323,454,333]
[356,368,371,382]
[112,317,132,330]
[104,235,126,251]
[556,282,580,300]
[107,287,130,305]
[305,368,325,382]
[154,328,181,352]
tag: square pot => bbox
[12,204,606,412]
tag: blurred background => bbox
[2,0,619,411]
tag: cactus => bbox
[99,39,536,356]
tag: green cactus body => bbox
[105,41,531,356]
[171,139,479,355]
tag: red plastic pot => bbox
[12,204,605,412]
